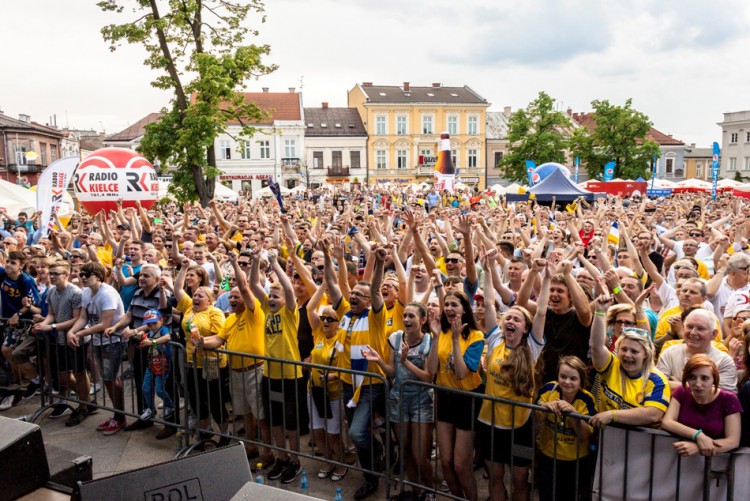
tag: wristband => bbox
[434,284,443,288]
[594,311,606,316]
[692,429,703,441]
[612,410,617,423]
[612,286,623,295]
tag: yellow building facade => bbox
[348,82,490,188]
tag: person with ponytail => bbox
[478,254,547,501]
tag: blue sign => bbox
[525,160,536,186]
[574,156,580,184]
[711,142,720,201]
[650,154,657,191]
[647,188,672,198]
[602,161,615,182]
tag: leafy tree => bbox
[570,99,660,181]
[498,92,571,182]
[98,0,276,205]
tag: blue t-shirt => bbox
[119,263,142,310]
[146,325,172,358]
[0,267,40,317]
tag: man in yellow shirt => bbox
[655,278,723,347]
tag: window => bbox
[397,150,408,169]
[468,115,478,135]
[376,150,387,169]
[746,132,750,142]
[494,152,504,168]
[420,148,433,159]
[313,151,323,169]
[15,146,27,165]
[468,149,477,168]
[240,141,251,160]
[50,144,57,162]
[731,132,739,144]
[284,139,296,159]
[258,140,270,159]
[220,140,231,160]
[376,115,387,135]
[447,115,458,135]
[397,116,407,135]
[451,150,457,166]
[422,115,433,135]
[696,162,702,178]
[40,143,47,165]
[332,151,342,168]
[744,157,750,171]
[729,157,737,171]
[351,151,361,169]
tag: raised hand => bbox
[531,258,547,274]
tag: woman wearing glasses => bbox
[305,283,347,482]
[589,293,671,428]
[603,304,637,353]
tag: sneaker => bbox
[438,480,450,493]
[65,408,89,427]
[140,409,154,421]
[97,417,116,432]
[22,381,41,399]
[49,404,72,419]
[267,459,289,481]
[162,408,174,420]
[0,395,14,411]
[354,479,379,500]
[280,462,301,484]
[103,419,126,436]
[89,383,101,396]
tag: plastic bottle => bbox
[255,464,265,485]
[334,487,343,501]
[300,471,309,495]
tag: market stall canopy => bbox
[506,168,601,202]
[213,182,239,201]
[255,185,291,198]
[733,184,750,200]
[717,178,743,190]
[0,179,39,217]
[672,178,711,193]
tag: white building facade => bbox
[718,110,750,179]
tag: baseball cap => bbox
[143,309,162,325]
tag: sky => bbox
[2,0,749,147]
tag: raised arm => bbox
[590,289,613,370]
[456,215,477,286]
[268,250,296,312]
[228,251,255,312]
[321,239,342,306]
[530,258,552,345]
[248,250,266,302]
[370,245,387,312]
[560,259,593,326]
[174,256,190,304]
[481,247,499,334]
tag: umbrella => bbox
[256,185,291,198]
[0,179,38,217]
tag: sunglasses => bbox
[614,320,637,327]
[319,316,339,323]
[79,272,93,279]
[445,258,461,264]
[688,232,702,237]
[238,261,251,266]
[165,245,173,248]
[622,327,650,338]
[48,272,66,276]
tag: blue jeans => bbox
[142,367,173,414]
[343,383,386,480]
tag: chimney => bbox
[262,87,269,93]
[289,87,296,93]
[503,106,511,115]
[322,102,329,109]
[566,107,572,116]
[362,82,373,87]
[403,82,410,91]
[19,114,30,123]
[432,83,441,88]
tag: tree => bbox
[497,92,571,182]
[98,0,276,205]
[569,99,660,181]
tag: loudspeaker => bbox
[46,444,93,488]
[75,444,251,501]
[0,416,51,499]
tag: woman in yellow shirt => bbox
[478,256,548,501]
[427,290,484,501]
[175,257,228,445]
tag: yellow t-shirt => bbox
[536,383,596,461]
[436,329,484,391]
[594,351,670,413]
[385,300,405,337]
[218,300,266,369]
[334,298,388,386]
[96,244,113,267]
[177,294,227,369]
[655,306,723,341]
[309,325,344,400]
[260,296,302,379]
[435,256,448,275]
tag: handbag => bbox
[149,353,169,376]
[202,355,220,381]
[311,345,338,419]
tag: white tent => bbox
[503,182,526,194]
[255,185,291,198]
[290,184,307,193]
[0,179,38,217]
[213,182,239,201]
[717,178,743,189]
[650,178,677,189]
[454,182,469,190]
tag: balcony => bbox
[8,162,45,174]
[417,166,435,177]
[327,166,350,176]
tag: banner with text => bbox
[36,156,78,238]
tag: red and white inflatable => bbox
[74,148,158,215]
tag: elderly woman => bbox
[661,354,742,457]
[589,293,671,428]
[176,256,229,445]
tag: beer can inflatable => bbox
[74,148,159,215]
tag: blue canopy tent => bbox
[506,167,602,202]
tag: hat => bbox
[116,223,131,231]
[474,289,485,301]
[142,309,162,325]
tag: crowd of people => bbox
[1,186,749,501]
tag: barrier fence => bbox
[3,319,749,500]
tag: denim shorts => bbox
[93,342,125,382]
[389,387,434,423]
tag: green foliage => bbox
[98,0,276,205]
[498,92,571,182]
[569,99,660,180]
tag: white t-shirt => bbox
[656,280,714,316]
[82,283,125,346]
[722,289,750,322]
[656,344,737,393]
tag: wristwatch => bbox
[51,323,57,331]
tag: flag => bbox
[36,156,79,238]
[574,156,580,184]
[566,201,578,213]
[608,221,620,245]
[268,179,286,213]
[525,160,536,186]
[711,142,720,201]
[602,161,615,182]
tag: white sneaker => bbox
[140,409,154,421]
[0,396,14,411]
[162,407,174,419]
[89,383,102,396]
